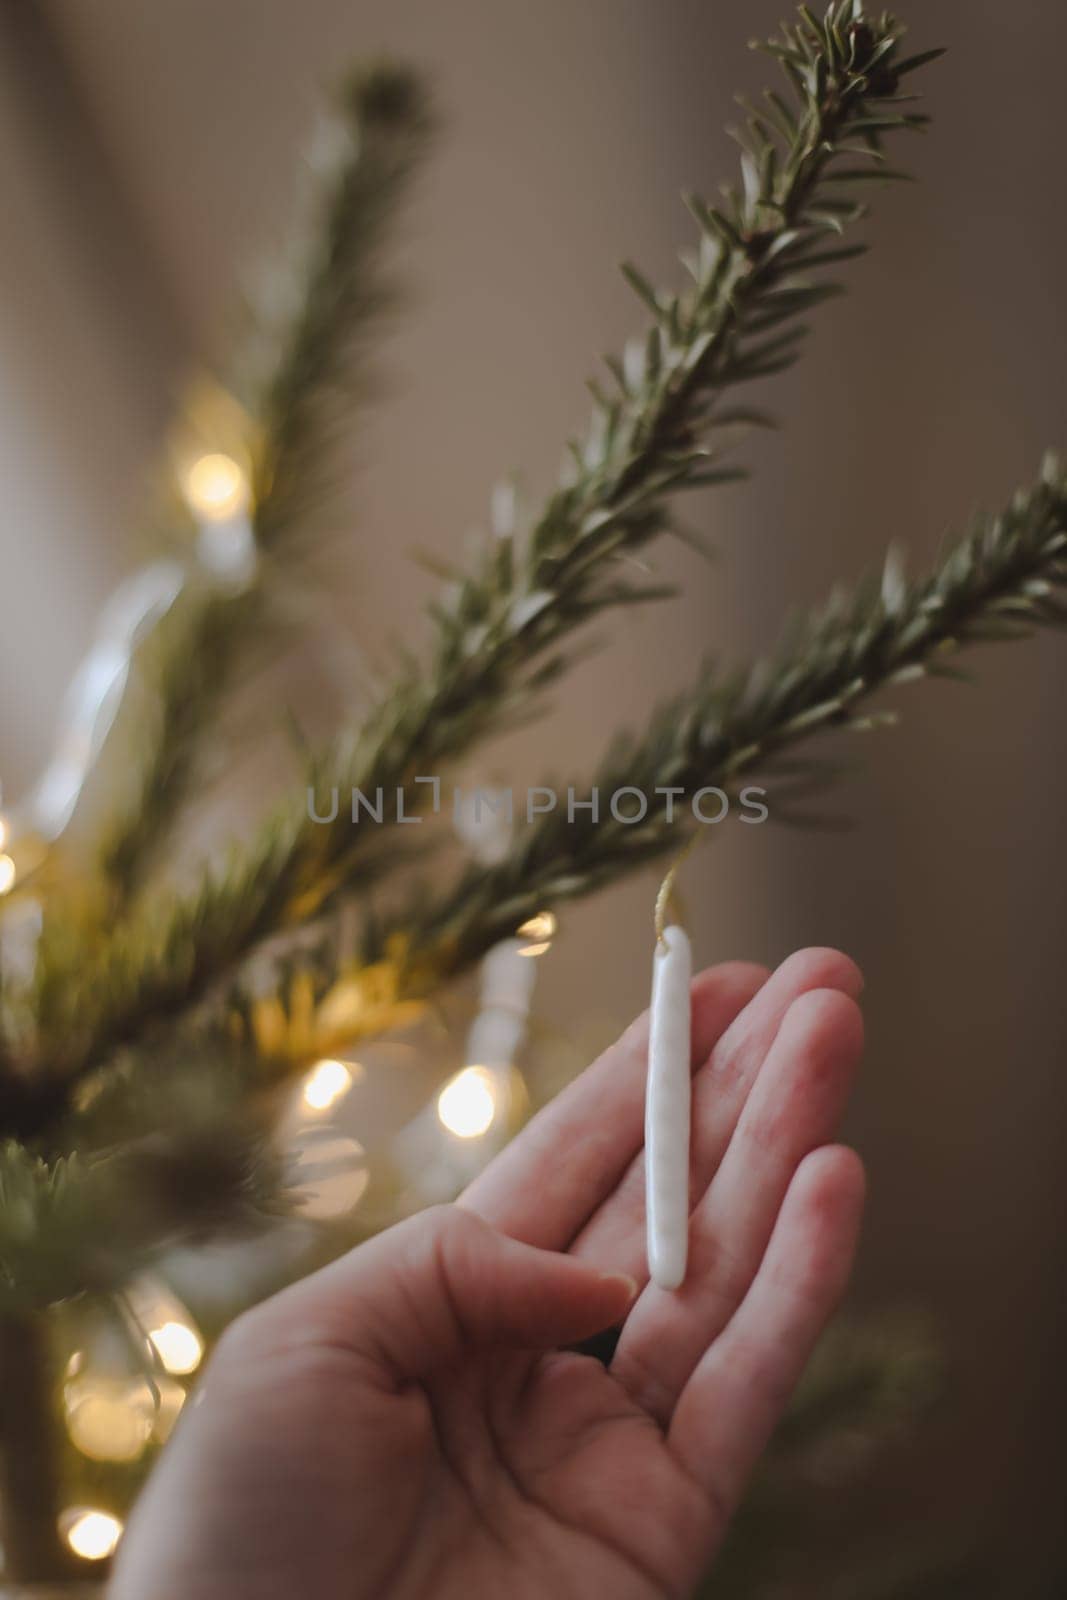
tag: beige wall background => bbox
[1,1,1065,1590]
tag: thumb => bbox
[252,1205,636,1381]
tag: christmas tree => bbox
[0,3,1063,1588]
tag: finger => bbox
[669,1146,865,1534]
[459,961,769,1249]
[224,1206,638,1383]
[570,948,863,1278]
[611,989,863,1421]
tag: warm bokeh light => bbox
[518,910,557,942]
[437,1065,498,1139]
[302,1057,354,1112]
[148,1320,204,1376]
[0,814,8,851]
[62,1508,123,1561]
[64,1377,154,1463]
[0,853,16,896]
[182,451,249,521]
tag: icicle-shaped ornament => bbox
[645,924,692,1289]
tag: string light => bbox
[301,1057,355,1113]
[182,451,249,522]
[64,1376,155,1463]
[516,909,556,957]
[0,853,15,896]
[518,910,556,942]
[61,1508,123,1562]
[148,1319,203,1376]
[437,1066,498,1139]
[123,1277,203,1377]
[20,561,184,841]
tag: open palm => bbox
[113,948,866,1600]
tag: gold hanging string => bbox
[653,828,705,946]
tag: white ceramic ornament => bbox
[645,924,692,1290]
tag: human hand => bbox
[111,948,866,1600]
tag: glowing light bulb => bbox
[64,1376,154,1462]
[62,1508,123,1561]
[183,452,249,521]
[148,1320,204,1376]
[518,910,556,942]
[0,853,16,896]
[0,814,8,851]
[302,1058,354,1112]
[437,1066,498,1139]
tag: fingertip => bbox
[780,986,865,1059]
[794,1142,867,1223]
[775,946,865,1000]
[773,1146,867,1316]
[691,960,771,998]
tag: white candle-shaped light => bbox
[645,924,692,1290]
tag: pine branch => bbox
[27,2,934,1073]
[96,584,264,906]
[95,66,434,909]
[365,457,1067,983]
[248,64,435,539]
[0,1115,285,1313]
[3,3,942,1135]
[287,0,937,844]
[22,454,1062,1136]
[21,415,1060,1333]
